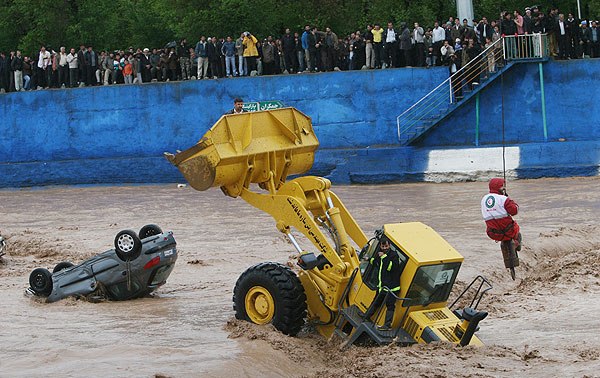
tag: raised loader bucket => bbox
[165,107,319,197]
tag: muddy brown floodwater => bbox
[1,177,600,378]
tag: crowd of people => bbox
[0,5,599,93]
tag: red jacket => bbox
[481,178,520,241]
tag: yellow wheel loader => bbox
[165,107,491,347]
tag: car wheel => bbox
[114,230,142,261]
[29,268,53,296]
[233,262,307,336]
[139,224,163,239]
[53,261,75,273]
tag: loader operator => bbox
[481,178,522,251]
[364,238,402,331]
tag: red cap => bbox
[489,178,505,194]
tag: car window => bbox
[107,280,142,299]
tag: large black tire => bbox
[29,268,53,296]
[114,230,142,262]
[53,261,75,273]
[233,262,307,336]
[139,224,162,239]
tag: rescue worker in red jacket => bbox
[481,178,521,251]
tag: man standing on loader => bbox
[364,238,402,331]
[481,178,522,251]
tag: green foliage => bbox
[0,0,597,54]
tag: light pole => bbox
[577,0,582,19]
[457,0,475,26]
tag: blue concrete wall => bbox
[1,59,599,187]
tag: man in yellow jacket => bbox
[243,32,259,74]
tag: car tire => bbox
[53,261,75,273]
[139,224,163,239]
[233,262,307,336]
[29,268,53,296]
[114,230,142,262]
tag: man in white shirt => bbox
[432,21,445,66]
[413,22,425,67]
[557,14,568,59]
[383,22,398,67]
[37,45,51,89]
[58,47,68,87]
[66,48,78,88]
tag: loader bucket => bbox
[165,108,319,197]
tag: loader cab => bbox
[356,223,464,314]
[358,232,408,291]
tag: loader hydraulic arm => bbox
[166,108,368,311]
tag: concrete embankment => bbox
[1,60,598,187]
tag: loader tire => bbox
[233,262,307,336]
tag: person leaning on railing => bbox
[449,53,462,101]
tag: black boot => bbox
[377,310,395,331]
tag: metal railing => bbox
[503,34,549,60]
[397,34,549,144]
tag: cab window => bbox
[404,262,461,307]
[359,238,408,290]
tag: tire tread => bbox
[233,262,307,336]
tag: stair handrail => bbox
[397,34,549,144]
[396,37,504,141]
[397,47,505,134]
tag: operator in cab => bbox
[365,237,402,331]
[227,97,247,114]
[481,178,522,251]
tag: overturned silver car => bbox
[28,225,177,302]
[0,234,5,257]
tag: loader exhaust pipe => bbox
[459,309,488,346]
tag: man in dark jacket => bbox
[177,38,191,80]
[139,48,152,82]
[477,17,493,45]
[500,12,517,35]
[77,45,86,86]
[588,21,600,58]
[364,238,403,331]
[11,50,24,91]
[324,27,338,71]
[261,37,276,75]
[449,53,462,100]
[281,28,296,73]
[207,37,221,78]
[398,22,412,67]
[84,46,98,85]
[0,52,7,92]
[566,13,580,58]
